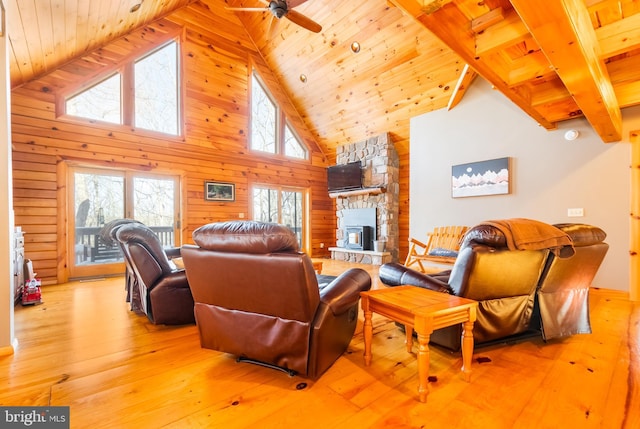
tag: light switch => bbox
[567,208,584,217]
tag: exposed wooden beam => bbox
[506,51,557,86]
[510,0,622,142]
[471,7,505,34]
[530,80,572,106]
[596,12,640,59]
[420,0,454,14]
[474,9,530,56]
[601,47,640,108]
[388,0,556,130]
[447,64,478,110]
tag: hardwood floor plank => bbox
[1,260,639,428]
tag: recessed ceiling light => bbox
[350,42,361,53]
[564,129,579,141]
[130,2,142,13]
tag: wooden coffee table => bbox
[360,285,478,402]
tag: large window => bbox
[250,71,308,159]
[64,41,180,136]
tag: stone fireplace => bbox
[330,133,399,265]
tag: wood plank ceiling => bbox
[7,0,640,156]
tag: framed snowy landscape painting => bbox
[451,157,510,198]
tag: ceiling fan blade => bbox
[285,9,322,33]
[225,7,268,12]
[287,0,310,8]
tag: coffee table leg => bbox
[461,319,474,382]
[362,298,373,366]
[405,325,413,352]
[417,332,430,402]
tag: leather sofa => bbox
[116,223,195,325]
[181,220,372,379]
[380,221,608,350]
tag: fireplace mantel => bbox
[329,186,385,199]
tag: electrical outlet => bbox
[320,243,325,248]
[238,213,245,219]
[567,208,584,217]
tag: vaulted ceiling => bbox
[7,0,640,156]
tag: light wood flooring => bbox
[1,259,639,428]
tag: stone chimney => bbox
[332,133,400,264]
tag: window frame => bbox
[57,37,184,139]
[249,68,309,160]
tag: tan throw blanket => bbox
[480,218,575,258]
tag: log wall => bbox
[10,6,338,285]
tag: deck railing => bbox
[75,225,174,264]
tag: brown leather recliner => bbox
[536,223,609,340]
[181,220,372,379]
[116,223,195,325]
[380,222,608,350]
[101,218,143,311]
[103,219,183,312]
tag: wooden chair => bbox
[404,225,469,272]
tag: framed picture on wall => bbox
[451,157,511,198]
[205,181,235,202]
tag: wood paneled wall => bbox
[10,4,412,285]
[10,6,339,285]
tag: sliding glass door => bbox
[252,185,307,251]
[70,167,179,278]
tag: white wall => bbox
[1,0,16,351]
[410,79,640,291]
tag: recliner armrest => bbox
[164,247,182,259]
[152,269,189,291]
[319,268,371,315]
[379,262,453,294]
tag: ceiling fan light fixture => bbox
[269,1,287,19]
[351,41,361,53]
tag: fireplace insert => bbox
[345,225,373,250]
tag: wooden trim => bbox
[0,344,15,357]
[447,64,477,111]
[57,160,69,283]
[631,130,640,302]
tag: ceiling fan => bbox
[227,0,322,33]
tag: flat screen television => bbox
[327,161,362,192]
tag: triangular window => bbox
[250,70,308,160]
[66,73,121,124]
[284,122,306,159]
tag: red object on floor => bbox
[22,279,42,305]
